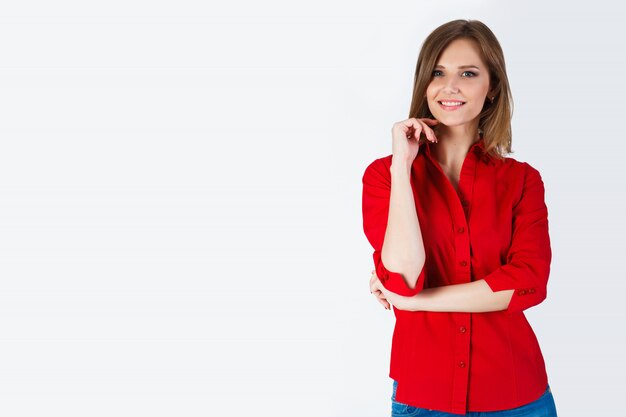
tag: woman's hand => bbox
[391,117,439,166]
[369,269,390,310]
[370,270,419,311]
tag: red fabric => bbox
[361,138,552,415]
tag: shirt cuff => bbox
[373,250,426,297]
[482,259,549,314]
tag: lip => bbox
[438,100,466,111]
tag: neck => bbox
[431,123,481,168]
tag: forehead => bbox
[436,38,486,68]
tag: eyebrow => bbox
[434,64,481,70]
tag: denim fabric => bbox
[391,379,558,416]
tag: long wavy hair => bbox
[408,19,514,160]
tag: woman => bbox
[361,20,558,416]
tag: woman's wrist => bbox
[395,293,422,312]
[390,160,412,178]
[408,294,422,312]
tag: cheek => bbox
[425,82,438,98]
[425,88,439,107]
[473,82,491,98]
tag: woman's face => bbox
[426,38,493,130]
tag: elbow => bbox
[403,262,425,291]
[397,263,425,291]
[380,254,425,290]
[372,248,426,297]
[381,247,426,281]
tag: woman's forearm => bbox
[412,280,514,312]
[381,159,425,289]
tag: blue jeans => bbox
[391,379,558,416]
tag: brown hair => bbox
[408,19,513,159]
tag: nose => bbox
[443,77,460,93]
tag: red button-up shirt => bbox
[361,138,552,415]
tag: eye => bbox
[432,70,477,77]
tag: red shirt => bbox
[361,138,552,415]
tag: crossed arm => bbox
[363,158,550,315]
[371,274,515,313]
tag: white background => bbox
[0,1,624,416]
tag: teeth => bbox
[441,101,464,106]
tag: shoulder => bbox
[496,157,547,207]
[495,155,544,182]
[362,154,394,184]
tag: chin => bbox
[433,116,475,127]
[434,119,464,127]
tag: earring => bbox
[490,96,495,103]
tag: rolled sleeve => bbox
[482,162,552,314]
[362,158,426,297]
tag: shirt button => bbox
[460,260,467,267]
[459,326,466,333]
[518,289,527,295]
[529,288,536,294]
[457,226,465,233]
[459,361,466,368]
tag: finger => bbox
[370,279,379,294]
[408,118,433,143]
[370,271,381,288]
[376,293,391,310]
[416,119,438,143]
[374,282,388,297]
[374,290,386,303]
[403,119,423,141]
[370,274,378,289]
[374,291,388,307]
[424,119,440,140]
[370,284,391,310]
[421,118,439,125]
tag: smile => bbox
[438,101,466,111]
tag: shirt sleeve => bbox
[481,162,552,315]
[361,157,426,297]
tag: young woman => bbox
[361,20,558,416]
